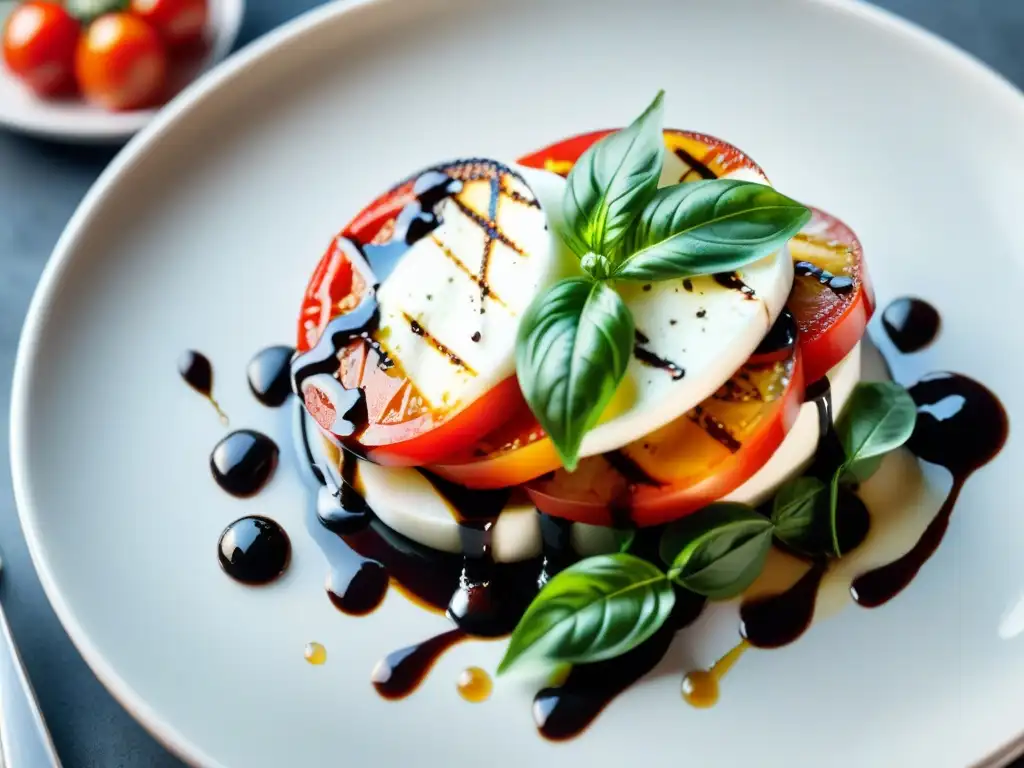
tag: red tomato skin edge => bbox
[516,128,768,182]
[526,352,806,528]
[795,209,875,385]
[362,375,526,467]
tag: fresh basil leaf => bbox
[836,381,917,464]
[613,180,812,281]
[843,454,884,484]
[771,476,828,553]
[497,553,674,673]
[562,91,665,259]
[659,503,773,600]
[826,382,914,555]
[516,277,634,471]
[613,528,636,553]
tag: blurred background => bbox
[0,0,1021,765]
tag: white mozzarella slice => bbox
[374,163,571,413]
[576,162,795,458]
[724,343,862,505]
[356,461,542,563]
[580,245,793,458]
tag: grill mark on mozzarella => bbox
[500,177,542,209]
[429,234,510,310]
[674,146,717,182]
[403,312,476,376]
[450,197,529,259]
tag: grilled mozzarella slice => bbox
[373,163,572,416]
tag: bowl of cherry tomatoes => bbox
[0,0,243,141]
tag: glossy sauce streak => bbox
[372,628,467,700]
[538,513,573,587]
[210,430,279,497]
[712,271,756,299]
[248,345,296,407]
[218,516,290,584]
[794,260,854,294]
[532,589,705,740]
[752,309,797,358]
[851,372,1007,607]
[881,297,940,353]
[739,561,827,648]
[633,330,685,380]
[178,350,228,423]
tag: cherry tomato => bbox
[295,167,527,467]
[786,207,873,383]
[75,13,166,111]
[430,130,774,490]
[129,0,207,47]
[2,1,80,97]
[525,312,805,527]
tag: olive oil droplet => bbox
[456,667,492,703]
[681,641,748,709]
[304,642,327,665]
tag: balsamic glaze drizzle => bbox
[210,430,279,498]
[712,272,756,299]
[851,371,1007,607]
[633,330,684,380]
[372,629,467,700]
[247,345,296,407]
[739,561,827,649]
[881,297,940,354]
[218,516,290,584]
[178,350,228,422]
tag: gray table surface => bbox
[1,1,1022,765]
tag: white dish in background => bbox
[9,0,1024,766]
[0,0,244,142]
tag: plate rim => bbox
[9,0,1024,765]
[0,0,246,143]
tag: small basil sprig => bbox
[827,382,916,553]
[659,503,773,599]
[770,477,828,555]
[515,91,812,469]
[771,381,917,557]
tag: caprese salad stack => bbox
[292,91,911,675]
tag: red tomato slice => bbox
[787,207,873,383]
[295,165,526,467]
[525,312,805,527]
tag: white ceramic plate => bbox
[0,0,244,142]
[11,0,1024,766]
